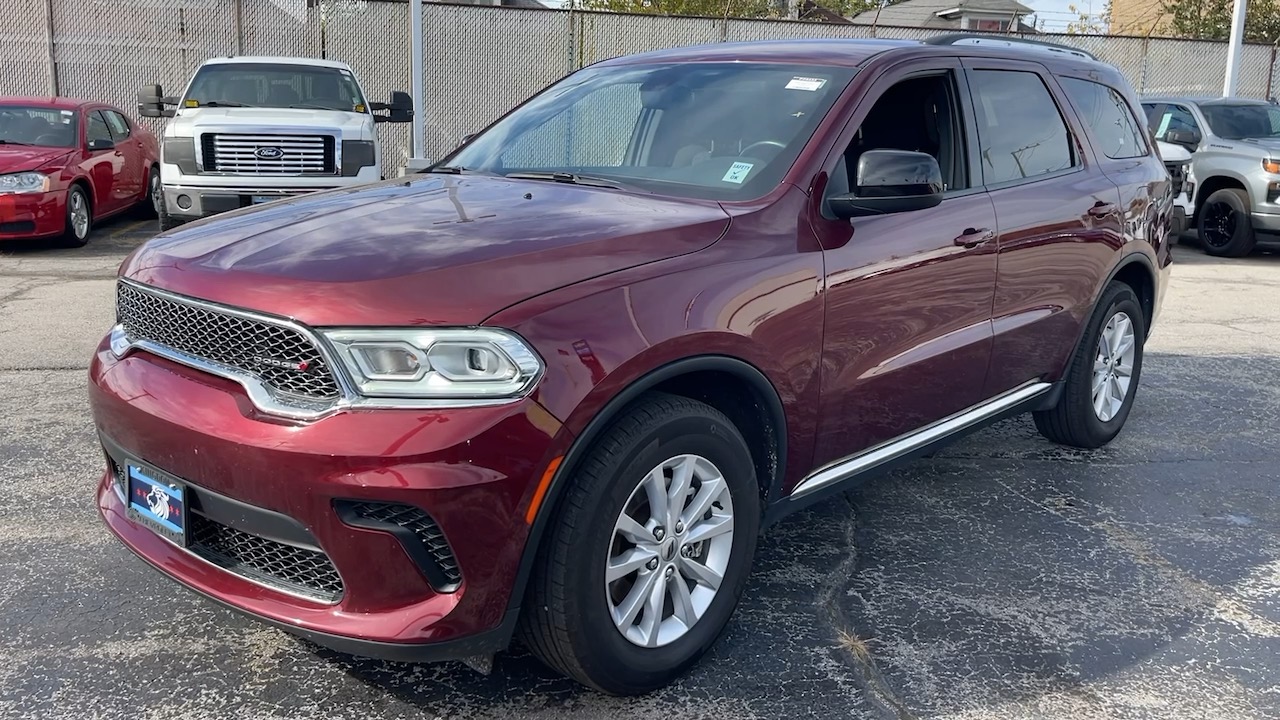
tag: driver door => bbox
[807,58,999,469]
[80,110,124,215]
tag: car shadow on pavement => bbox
[292,351,1280,718]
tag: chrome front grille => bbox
[115,281,342,404]
[201,133,336,175]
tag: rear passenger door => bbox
[961,59,1127,399]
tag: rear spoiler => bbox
[924,34,1099,62]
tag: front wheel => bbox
[1034,281,1146,448]
[1197,188,1256,257]
[521,393,760,695]
[57,185,92,248]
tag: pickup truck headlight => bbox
[322,328,542,401]
[1264,159,1280,174]
[0,172,50,194]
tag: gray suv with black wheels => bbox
[1142,97,1280,257]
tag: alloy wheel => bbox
[1202,201,1236,249]
[1092,310,1136,422]
[70,192,89,239]
[605,454,735,648]
[150,172,163,215]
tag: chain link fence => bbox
[9,0,1280,171]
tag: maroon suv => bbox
[92,36,1172,694]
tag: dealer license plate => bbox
[126,464,187,546]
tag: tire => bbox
[146,165,162,219]
[520,393,760,695]
[1034,282,1146,449]
[58,185,92,248]
[1197,188,1256,257]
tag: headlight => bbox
[1265,159,1280,175]
[0,172,50,194]
[322,328,542,402]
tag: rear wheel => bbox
[1034,282,1145,448]
[521,393,760,695]
[57,185,92,248]
[1197,188,1256,257]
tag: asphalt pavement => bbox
[1,221,1278,719]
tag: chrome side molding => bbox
[790,381,1053,499]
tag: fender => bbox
[503,355,787,620]
[1041,250,1155,412]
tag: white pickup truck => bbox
[138,56,411,228]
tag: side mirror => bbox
[88,138,115,151]
[827,150,944,219]
[374,90,413,123]
[1164,128,1200,147]
[138,84,176,118]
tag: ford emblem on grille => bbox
[255,146,284,160]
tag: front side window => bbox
[87,111,113,146]
[969,69,1077,185]
[103,110,131,140]
[1060,77,1147,159]
[1199,103,1280,140]
[445,62,857,201]
[0,105,78,148]
[1144,103,1200,139]
[183,63,367,112]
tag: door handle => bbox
[1088,201,1118,218]
[954,227,995,248]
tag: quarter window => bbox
[1061,78,1146,159]
[969,70,1077,185]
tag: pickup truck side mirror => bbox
[138,84,176,118]
[1163,128,1201,147]
[827,150,945,219]
[373,91,413,123]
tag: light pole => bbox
[410,0,426,164]
[1223,0,1248,97]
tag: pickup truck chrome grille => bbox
[201,133,336,175]
[115,281,343,403]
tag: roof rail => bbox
[924,33,1098,62]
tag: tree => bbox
[1163,0,1280,42]
[1064,2,1110,33]
[574,0,878,20]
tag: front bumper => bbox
[1252,211,1280,234]
[163,184,348,219]
[90,337,567,657]
[0,190,64,239]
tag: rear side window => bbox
[1060,78,1147,159]
[968,70,1076,186]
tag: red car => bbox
[0,97,160,246]
[91,36,1172,694]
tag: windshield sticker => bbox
[60,110,73,123]
[723,162,754,184]
[786,77,827,92]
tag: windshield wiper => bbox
[0,139,33,146]
[504,171,621,189]
[287,103,338,111]
[200,101,254,108]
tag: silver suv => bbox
[1141,97,1280,257]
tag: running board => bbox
[789,381,1053,500]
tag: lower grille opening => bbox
[335,501,462,591]
[188,514,344,603]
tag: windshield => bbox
[443,62,857,201]
[1200,103,1280,140]
[0,105,78,148]
[183,63,368,111]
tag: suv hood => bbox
[0,145,72,174]
[120,175,730,327]
[168,108,371,138]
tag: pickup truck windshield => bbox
[1200,103,1280,140]
[0,106,78,148]
[444,62,856,201]
[183,63,368,112]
